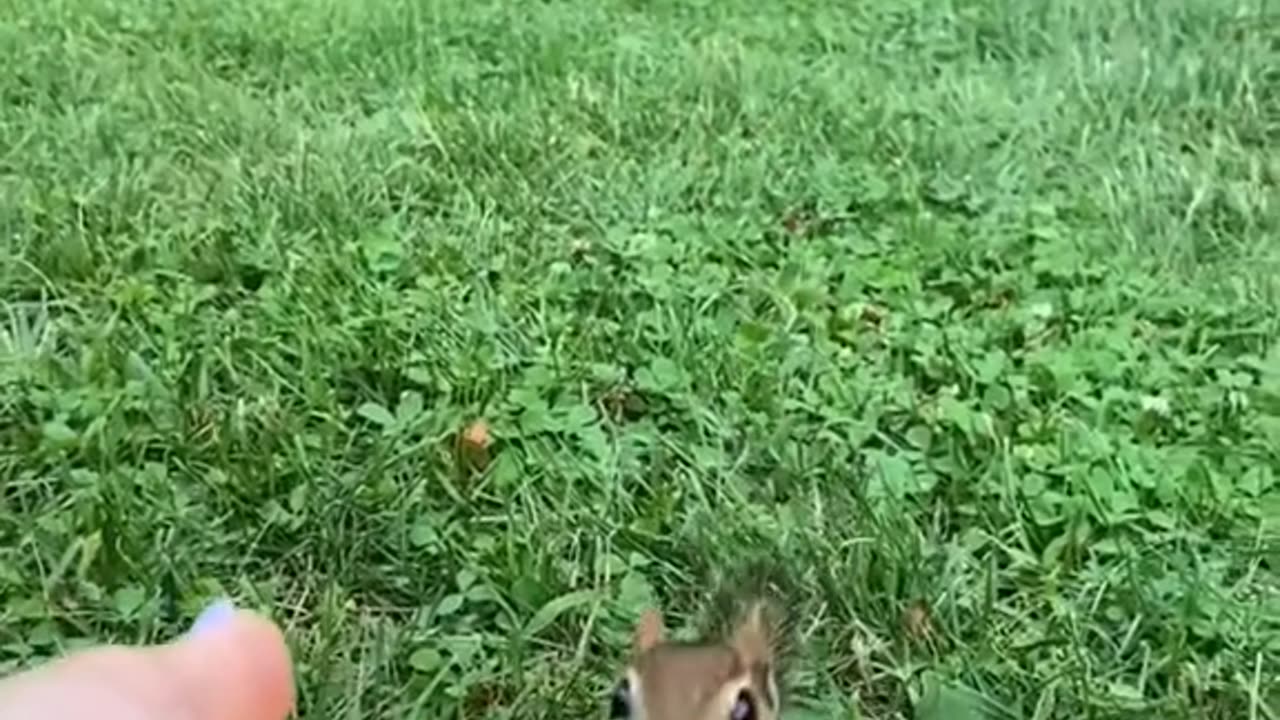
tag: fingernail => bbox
[189,598,236,637]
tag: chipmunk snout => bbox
[607,679,761,720]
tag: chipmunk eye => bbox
[609,681,631,718]
[730,689,756,720]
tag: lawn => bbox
[2,0,1279,717]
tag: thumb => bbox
[0,600,295,720]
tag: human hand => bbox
[0,600,295,720]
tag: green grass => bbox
[2,0,1279,717]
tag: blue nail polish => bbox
[190,599,236,637]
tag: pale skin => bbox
[0,602,294,720]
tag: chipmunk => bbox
[608,600,782,720]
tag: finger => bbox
[0,603,294,720]
[150,603,295,720]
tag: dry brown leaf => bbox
[457,419,492,471]
[462,420,491,450]
[902,599,934,641]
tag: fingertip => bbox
[0,608,295,720]
[167,608,295,720]
[188,599,237,638]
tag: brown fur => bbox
[613,601,780,720]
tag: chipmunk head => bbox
[609,601,780,720]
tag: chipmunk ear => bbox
[633,608,665,654]
[729,601,781,713]
[729,601,772,665]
